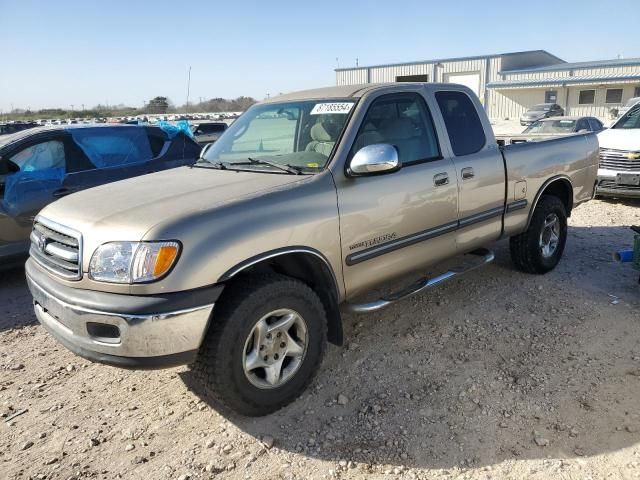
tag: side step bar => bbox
[344,248,495,314]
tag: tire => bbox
[192,273,327,416]
[509,195,567,274]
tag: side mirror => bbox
[348,144,401,176]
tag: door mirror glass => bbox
[348,144,400,176]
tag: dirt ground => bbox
[1,198,640,480]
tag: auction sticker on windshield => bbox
[311,102,354,115]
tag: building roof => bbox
[334,50,564,72]
[500,57,640,74]
[487,73,640,89]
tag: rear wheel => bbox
[510,195,567,274]
[192,273,327,416]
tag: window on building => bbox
[351,93,440,166]
[579,90,596,105]
[396,74,429,82]
[435,90,486,156]
[634,86,640,98]
[545,90,558,103]
[605,89,623,104]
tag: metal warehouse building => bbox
[335,50,640,121]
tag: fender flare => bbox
[526,175,574,229]
[218,246,344,346]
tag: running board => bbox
[344,248,495,314]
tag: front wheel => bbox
[509,195,568,274]
[192,273,327,416]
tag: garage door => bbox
[444,72,480,97]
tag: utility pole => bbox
[185,66,192,114]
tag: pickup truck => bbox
[596,103,640,198]
[25,83,599,416]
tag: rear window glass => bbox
[435,91,486,156]
[69,127,153,168]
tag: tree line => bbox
[3,95,258,121]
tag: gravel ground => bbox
[1,198,640,480]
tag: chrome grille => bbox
[30,218,82,280]
[599,148,640,172]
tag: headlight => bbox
[89,241,180,283]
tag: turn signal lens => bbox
[153,245,179,277]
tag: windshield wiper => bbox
[246,157,302,175]
[194,158,227,170]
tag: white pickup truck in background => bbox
[597,103,640,198]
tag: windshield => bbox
[202,100,355,172]
[523,119,576,134]
[613,104,640,129]
[530,104,551,112]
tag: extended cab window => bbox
[435,91,486,156]
[351,94,440,165]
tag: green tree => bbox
[147,96,170,114]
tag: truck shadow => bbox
[184,224,640,470]
[0,266,36,332]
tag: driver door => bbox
[335,92,459,297]
[0,136,67,259]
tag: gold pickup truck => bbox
[25,83,599,415]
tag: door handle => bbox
[433,172,449,187]
[52,188,76,198]
[461,167,475,180]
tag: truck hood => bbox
[40,166,308,240]
[597,128,640,151]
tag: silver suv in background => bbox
[520,103,564,126]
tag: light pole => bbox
[185,66,192,114]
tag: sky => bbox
[1,0,639,111]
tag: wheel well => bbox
[225,252,343,346]
[539,178,573,216]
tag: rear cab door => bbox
[431,88,506,252]
[332,87,459,298]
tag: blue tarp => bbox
[69,127,153,169]
[3,167,65,217]
[158,120,194,139]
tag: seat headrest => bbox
[310,122,333,142]
[382,118,416,140]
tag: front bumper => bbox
[26,259,221,369]
[596,170,640,198]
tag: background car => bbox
[496,116,603,145]
[596,103,640,198]
[0,124,201,267]
[522,116,603,134]
[520,103,564,126]
[0,122,40,136]
[191,121,228,146]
